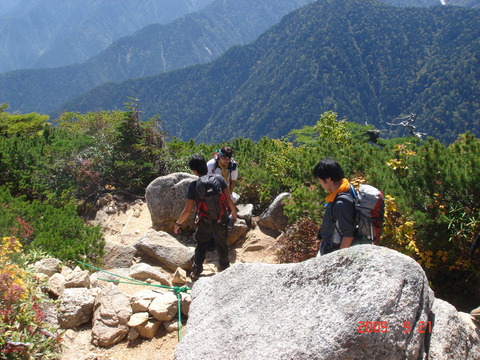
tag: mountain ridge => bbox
[0,0,215,72]
[59,0,480,143]
[1,0,479,116]
[0,0,314,114]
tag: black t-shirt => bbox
[186,174,228,202]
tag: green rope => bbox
[78,261,190,341]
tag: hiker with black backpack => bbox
[313,158,385,256]
[174,154,237,281]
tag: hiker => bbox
[313,158,356,256]
[207,146,240,203]
[174,154,237,280]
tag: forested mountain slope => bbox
[0,0,314,115]
[0,0,214,72]
[60,0,480,144]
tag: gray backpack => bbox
[334,184,385,245]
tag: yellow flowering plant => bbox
[0,237,62,359]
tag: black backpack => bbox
[195,175,229,224]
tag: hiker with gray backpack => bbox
[313,158,384,256]
[174,154,237,280]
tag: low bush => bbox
[0,187,104,265]
[276,219,320,263]
[0,237,62,359]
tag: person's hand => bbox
[174,222,181,234]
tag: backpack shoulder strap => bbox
[335,186,356,204]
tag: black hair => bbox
[188,154,208,176]
[219,146,233,158]
[313,158,345,181]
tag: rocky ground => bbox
[60,200,279,360]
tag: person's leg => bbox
[193,222,213,278]
[207,234,216,251]
[213,223,230,271]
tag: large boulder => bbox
[145,172,196,232]
[257,192,291,235]
[174,245,435,360]
[428,298,480,358]
[134,229,194,271]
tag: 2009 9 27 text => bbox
[357,321,432,333]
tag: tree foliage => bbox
[0,103,50,137]
[0,103,167,265]
[0,105,479,312]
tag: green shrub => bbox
[58,102,168,200]
[0,187,104,265]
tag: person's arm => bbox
[340,236,354,249]
[229,179,236,194]
[223,187,237,221]
[174,199,195,234]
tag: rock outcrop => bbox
[257,192,291,235]
[429,298,480,359]
[174,245,480,360]
[35,173,480,357]
[36,258,192,348]
[145,172,197,232]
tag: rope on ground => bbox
[77,261,191,341]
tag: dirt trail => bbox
[60,201,279,360]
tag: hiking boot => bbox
[190,264,202,281]
[190,271,201,281]
[217,263,230,272]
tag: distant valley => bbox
[0,0,215,72]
